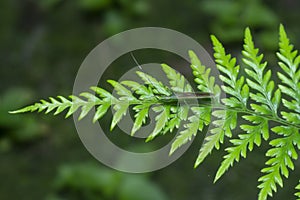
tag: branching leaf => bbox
[170,114,199,155]
[131,104,150,136]
[146,105,170,142]
[9,25,300,200]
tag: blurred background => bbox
[1,0,300,199]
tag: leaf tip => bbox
[160,63,169,68]
[8,106,32,114]
[193,161,200,169]
[107,79,115,86]
[244,27,252,40]
[145,135,154,142]
[8,110,18,114]
[213,175,221,184]
[110,121,117,131]
[169,146,176,156]
[188,50,196,57]
[279,23,285,32]
[245,27,251,34]
[210,35,218,44]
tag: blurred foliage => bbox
[0,88,46,151]
[47,163,168,200]
[77,0,112,12]
[200,0,279,49]
[1,0,300,199]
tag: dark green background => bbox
[1,0,299,199]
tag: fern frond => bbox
[258,126,300,200]
[212,35,249,108]
[170,107,201,154]
[136,71,172,96]
[213,29,278,181]
[163,51,216,154]
[161,63,192,93]
[146,105,171,142]
[243,28,281,116]
[215,116,269,182]
[10,25,300,200]
[108,80,138,130]
[160,63,191,136]
[198,35,249,171]
[90,86,113,122]
[9,93,101,120]
[255,26,300,200]
[295,180,300,199]
[189,48,224,167]
[277,24,300,124]
[130,104,150,136]
[161,106,187,135]
[188,50,220,96]
[121,80,154,100]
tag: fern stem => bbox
[203,103,300,130]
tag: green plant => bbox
[200,0,279,49]
[0,88,46,151]
[47,163,168,200]
[10,25,300,200]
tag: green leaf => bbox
[194,109,235,168]
[121,80,153,100]
[146,106,170,142]
[111,103,129,130]
[9,25,300,200]
[214,116,268,182]
[281,111,300,124]
[66,95,85,118]
[161,63,191,93]
[107,80,136,101]
[55,96,72,115]
[211,34,247,108]
[189,50,219,95]
[170,114,199,155]
[258,126,299,200]
[295,180,300,199]
[131,104,150,136]
[162,105,189,135]
[78,92,101,120]
[136,71,171,96]
[93,103,110,123]
[242,27,279,117]
[90,86,112,99]
[277,24,300,114]
[194,126,222,168]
